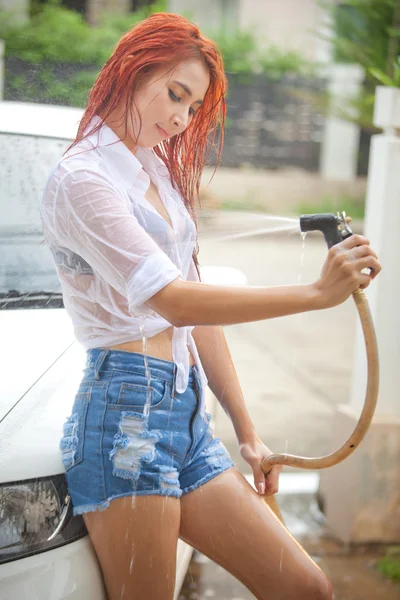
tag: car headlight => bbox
[0,474,87,564]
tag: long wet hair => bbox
[66,12,227,275]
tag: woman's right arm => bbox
[48,169,380,327]
[148,235,381,327]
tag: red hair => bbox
[66,12,227,272]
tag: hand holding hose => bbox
[313,234,381,309]
[239,437,282,496]
[260,213,382,524]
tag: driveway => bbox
[198,222,359,468]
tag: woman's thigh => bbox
[83,494,181,600]
[179,467,332,600]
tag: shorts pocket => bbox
[59,391,90,472]
[106,372,169,412]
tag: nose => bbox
[172,106,189,132]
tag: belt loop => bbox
[193,366,205,415]
[194,367,202,398]
[171,363,177,399]
[94,349,109,381]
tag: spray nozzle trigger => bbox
[300,211,354,249]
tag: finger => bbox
[339,234,370,250]
[254,465,268,495]
[358,271,377,289]
[264,466,282,495]
[354,256,381,274]
[349,245,378,261]
[255,463,280,495]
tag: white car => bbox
[0,101,213,599]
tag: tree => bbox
[330,0,400,86]
[324,0,400,129]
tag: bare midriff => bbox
[108,325,196,366]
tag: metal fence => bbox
[216,74,327,171]
[3,60,330,171]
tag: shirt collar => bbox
[81,115,146,190]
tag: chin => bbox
[138,135,162,148]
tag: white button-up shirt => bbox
[40,115,207,403]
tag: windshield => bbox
[0,131,69,308]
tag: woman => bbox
[40,12,380,600]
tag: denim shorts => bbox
[60,348,235,515]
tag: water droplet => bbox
[140,317,152,417]
[297,231,307,283]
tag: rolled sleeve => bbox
[127,251,182,313]
[51,167,182,313]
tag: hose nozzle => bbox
[300,211,353,249]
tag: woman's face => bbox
[112,58,210,152]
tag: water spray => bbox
[262,212,379,523]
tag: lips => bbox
[157,124,170,138]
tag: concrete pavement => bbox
[179,211,400,600]
[198,211,361,466]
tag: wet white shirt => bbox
[40,115,207,400]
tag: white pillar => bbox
[319,86,400,544]
[320,64,365,181]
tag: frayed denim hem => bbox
[180,461,235,496]
[72,487,183,516]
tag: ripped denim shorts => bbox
[60,348,235,515]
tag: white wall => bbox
[0,0,30,24]
[239,0,319,58]
[168,0,334,62]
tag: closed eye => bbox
[168,89,196,117]
[168,89,180,102]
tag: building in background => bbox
[168,0,335,63]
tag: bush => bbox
[210,29,315,81]
[377,547,400,582]
[1,0,167,106]
[1,1,167,65]
[1,0,315,106]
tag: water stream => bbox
[215,214,300,242]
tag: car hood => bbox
[0,309,87,483]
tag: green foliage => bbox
[1,0,167,106]
[210,29,314,81]
[7,67,99,106]
[369,56,400,87]
[1,1,315,107]
[377,547,400,582]
[0,0,167,65]
[297,194,366,220]
[331,0,397,75]
[211,30,258,77]
[319,0,400,129]
[259,47,316,81]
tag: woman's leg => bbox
[179,467,332,600]
[83,494,181,600]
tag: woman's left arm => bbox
[193,324,254,442]
[192,324,282,496]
